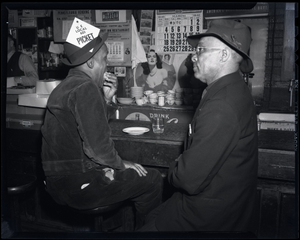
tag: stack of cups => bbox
[131,87,144,99]
[144,90,154,98]
[166,90,175,105]
[144,90,153,102]
[157,91,165,97]
[143,90,153,104]
[175,88,183,105]
[149,93,158,104]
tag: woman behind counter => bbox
[136,49,176,92]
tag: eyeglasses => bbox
[195,47,223,55]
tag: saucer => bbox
[122,127,150,135]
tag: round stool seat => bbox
[69,202,124,231]
[73,201,123,215]
[7,174,37,195]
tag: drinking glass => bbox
[152,116,164,134]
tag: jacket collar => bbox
[68,68,92,79]
[189,71,242,126]
[199,71,242,109]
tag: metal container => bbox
[158,96,165,106]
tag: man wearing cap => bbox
[139,19,258,234]
[41,31,162,230]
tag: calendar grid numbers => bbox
[155,10,203,53]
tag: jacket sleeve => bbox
[168,99,240,195]
[69,81,125,170]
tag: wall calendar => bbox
[155,10,204,53]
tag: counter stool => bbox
[70,202,124,232]
[7,174,37,232]
[43,180,128,232]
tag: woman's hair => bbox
[141,49,163,75]
[185,53,195,76]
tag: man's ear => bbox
[221,48,230,62]
[86,58,94,69]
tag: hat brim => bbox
[61,32,108,67]
[187,33,253,73]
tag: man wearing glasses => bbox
[139,20,258,235]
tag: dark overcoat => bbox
[155,71,258,232]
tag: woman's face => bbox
[147,51,157,66]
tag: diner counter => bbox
[5,118,295,180]
[109,119,296,181]
[109,119,295,151]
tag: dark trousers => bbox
[138,200,168,231]
[45,167,163,219]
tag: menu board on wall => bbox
[96,21,131,66]
[53,10,92,42]
[155,10,203,54]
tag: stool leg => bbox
[94,215,103,232]
[10,196,21,233]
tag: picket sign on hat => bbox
[61,17,108,66]
[187,19,254,73]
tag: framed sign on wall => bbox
[95,10,127,23]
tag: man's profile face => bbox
[94,44,108,87]
[192,37,222,83]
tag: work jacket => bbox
[155,71,258,232]
[41,69,125,177]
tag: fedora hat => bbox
[187,19,253,73]
[61,32,108,67]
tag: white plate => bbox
[122,127,150,136]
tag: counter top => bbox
[109,120,296,180]
[109,119,188,145]
[109,119,295,152]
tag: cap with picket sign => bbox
[61,17,108,66]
